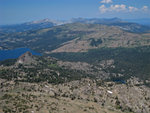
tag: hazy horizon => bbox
[0,17,150,27]
[1,0,150,25]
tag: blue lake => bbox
[0,48,41,61]
[113,79,126,84]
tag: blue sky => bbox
[0,0,150,25]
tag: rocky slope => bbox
[0,77,149,113]
[0,51,150,113]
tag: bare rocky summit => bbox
[17,51,35,64]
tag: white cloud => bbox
[99,4,126,13]
[99,4,149,14]
[101,0,112,4]
[99,5,108,13]
[110,4,126,12]
[129,6,138,12]
[142,6,148,11]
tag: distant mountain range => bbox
[0,18,150,33]
[0,19,64,33]
[70,17,150,33]
[70,17,122,24]
[124,18,150,26]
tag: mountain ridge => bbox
[1,18,150,33]
[1,22,150,54]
